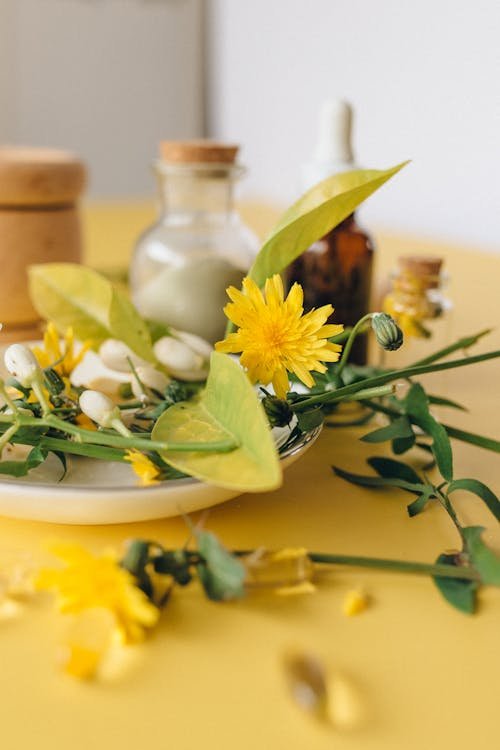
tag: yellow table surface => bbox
[1,201,499,749]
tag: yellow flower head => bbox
[36,542,159,643]
[32,323,91,378]
[125,449,161,486]
[215,275,343,399]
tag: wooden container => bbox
[0,146,86,341]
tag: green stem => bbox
[408,329,492,367]
[307,552,479,581]
[291,349,500,413]
[0,422,21,454]
[110,417,132,438]
[0,381,19,413]
[343,384,395,402]
[335,314,373,379]
[31,378,51,417]
[435,488,465,543]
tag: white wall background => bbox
[0,0,204,196]
[206,0,500,252]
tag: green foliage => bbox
[433,553,478,614]
[0,446,47,477]
[448,479,500,522]
[28,263,154,361]
[404,383,453,481]
[249,163,408,286]
[152,352,282,491]
[196,530,246,601]
[463,527,500,585]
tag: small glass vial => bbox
[381,256,452,375]
[130,141,259,344]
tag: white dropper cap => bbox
[302,99,358,191]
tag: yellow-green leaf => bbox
[249,162,408,286]
[152,352,282,491]
[28,263,154,361]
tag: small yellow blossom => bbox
[342,589,369,616]
[124,449,161,486]
[32,322,91,378]
[36,542,159,644]
[215,275,343,399]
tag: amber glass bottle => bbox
[286,212,373,363]
[286,99,374,363]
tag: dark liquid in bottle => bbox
[286,213,373,364]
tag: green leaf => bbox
[249,162,408,286]
[0,445,47,477]
[392,435,416,455]
[296,408,324,432]
[427,395,468,412]
[28,263,154,361]
[463,527,500,585]
[361,416,414,444]
[367,456,422,485]
[332,465,425,494]
[406,487,436,517]
[405,383,453,481]
[433,553,478,614]
[448,479,500,522]
[196,530,246,601]
[152,352,282,491]
[443,425,500,454]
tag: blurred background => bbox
[0,0,499,251]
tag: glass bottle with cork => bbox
[381,255,452,369]
[286,100,374,363]
[130,140,259,344]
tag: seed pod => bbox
[79,389,121,428]
[99,339,148,373]
[153,337,207,381]
[4,344,41,387]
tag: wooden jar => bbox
[0,146,86,341]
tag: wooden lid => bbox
[159,140,239,165]
[398,255,443,277]
[0,146,86,207]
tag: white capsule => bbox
[170,329,213,360]
[79,389,120,428]
[153,336,206,381]
[98,339,148,373]
[131,365,170,399]
[4,344,40,387]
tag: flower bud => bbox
[371,313,404,351]
[4,344,41,387]
[131,366,170,399]
[98,339,148,373]
[153,336,207,381]
[262,395,293,427]
[79,390,121,428]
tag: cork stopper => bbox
[159,140,239,165]
[398,255,443,287]
[0,146,86,207]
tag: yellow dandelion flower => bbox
[215,275,343,399]
[125,449,161,486]
[32,322,92,377]
[36,542,159,644]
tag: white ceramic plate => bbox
[0,425,320,525]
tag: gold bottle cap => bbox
[159,140,239,165]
